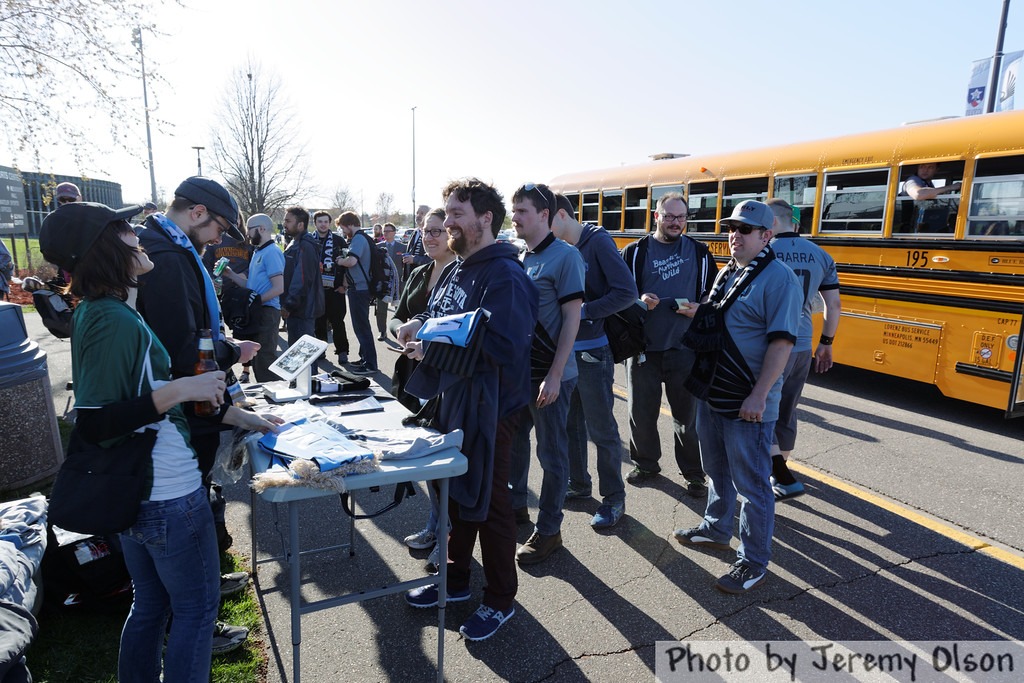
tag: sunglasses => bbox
[726,223,767,235]
[57,196,78,204]
[522,183,550,210]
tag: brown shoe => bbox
[513,506,531,525]
[516,531,562,565]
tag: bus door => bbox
[1007,313,1024,418]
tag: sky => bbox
[8,0,1024,219]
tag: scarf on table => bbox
[683,244,775,416]
[151,213,221,340]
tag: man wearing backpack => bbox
[621,192,717,495]
[551,194,638,529]
[335,211,378,373]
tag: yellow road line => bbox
[788,461,1024,571]
[613,385,1024,570]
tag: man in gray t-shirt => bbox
[508,183,585,566]
[621,193,717,495]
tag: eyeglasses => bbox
[383,228,396,233]
[422,227,445,238]
[660,213,687,223]
[57,196,78,204]
[522,183,550,210]
[210,215,230,236]
[726,223,767,235]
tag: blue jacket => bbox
[407,242,538,521]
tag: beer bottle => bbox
[194,329,219,416]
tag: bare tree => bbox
[0,0,167,168]
[375,192,395,222]
[332,185,355,212]
[211,58,309,216]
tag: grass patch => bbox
[8,419,266,682]
[27,553,264,682]
[2,235,45,273]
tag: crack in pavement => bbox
[528,546,988,683]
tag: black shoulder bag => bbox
[49,321,159,535]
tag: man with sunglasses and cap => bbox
[621,192,717,495]
[672,199,801,595]
[137,176,259,551]
[55,181,83,206]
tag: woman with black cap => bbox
[40,202,279,682]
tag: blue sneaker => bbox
[459,604,515,641]
[773,480,805,501]
[715,562,767,594]
[405,584,471,609]
[590,502,624,529]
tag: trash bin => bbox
[0,302,64,491]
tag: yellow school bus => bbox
[550,110,1024,417]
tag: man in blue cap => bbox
[672,199,801,595]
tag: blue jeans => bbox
[118,486,220,683]
[567,345,626,505]
[626,348,703,479]
[286,315,318,373]
[695,401,775,574]
[346,289,377,370]
[510,377,576,536]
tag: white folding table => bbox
[245,400,467,683]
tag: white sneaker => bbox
[404,527,436,550]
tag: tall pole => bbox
[192,146,205,176]
[411,106,417,217]
[985,0,1012,113]
[133,27,158,203]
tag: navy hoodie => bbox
[407,242,538,521]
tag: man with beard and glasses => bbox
[137,176,262,651]
[621,192,716,494]
[673,199,801,595]
[398,178,538,642]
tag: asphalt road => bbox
[20,306,1024,683]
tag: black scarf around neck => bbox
[683,245,775,413]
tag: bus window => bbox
[687,181,719,232]
[563,192,581,221]
[722,177,769,216]
[967,155,1024,238]
[819,168,889,233]
[624,187,648,232]
[773,174,817,234]
[602,190,623,231]
[650,184,684,227]
[582,192,600,224]
[893,161,964,235]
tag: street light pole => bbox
[985,0,1012,113]
[132,27,158,203]
[411,106,417,217]
[192,146,205,176]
